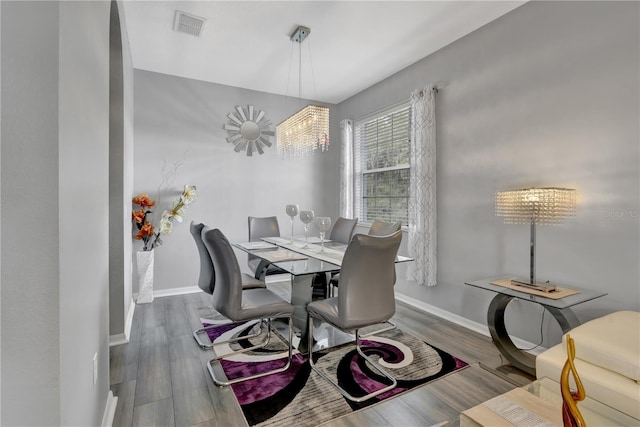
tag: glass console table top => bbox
[465,277,607,309]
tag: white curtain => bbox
[339,119,354,218]
[407,84,437,286]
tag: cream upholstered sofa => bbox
[535,310,640,419]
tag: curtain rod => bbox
[419,86,439,97]
[354,85,439,123]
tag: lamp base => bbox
[510,279,557,293]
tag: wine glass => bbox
[298,210,315,247]
[285,204,299,243]
[315,217,332,253]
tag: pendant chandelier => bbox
[276,26,330,160]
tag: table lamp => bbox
[495,187,576,292]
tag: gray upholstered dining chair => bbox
[312,216,358,298]
[328,216,358,245]
[306,231,402,402]
[190,221,266,349]
[368,220,403,237]
[329,220,402,295]
[247,216,288,279]
[203,228,295,386]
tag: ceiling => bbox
[122,1,526,104]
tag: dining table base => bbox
[282,272,354,354]
[290,273,315,334]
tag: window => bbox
[354,102,411,226]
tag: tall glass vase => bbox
[136,250,155,304]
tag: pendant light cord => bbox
[306,37,319,101]
[298,38,302,99]
[298,39,302,108]
[285,41,294,108]
[285,28,315,108]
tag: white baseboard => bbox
[124,298,135,340]
[101,390,118,427]
[109,298,137,347]
[395,293,547,356]
[154,285,201,297]
[133,285,201,302]
[132,277,288,301]
[109,333,127,347]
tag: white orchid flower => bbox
[183,185,198,203]
[159,211,174,234]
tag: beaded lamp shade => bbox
[495,187,577,291]
[496,187,576,225]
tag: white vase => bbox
[136,250,155,304]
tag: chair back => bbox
[368,220,402,236]
[202,228,243,320]
[248,216,280,241]
[247,216,281,273]
[190,221,215,294]
[338,231,402,328]
[368,220,402,285]
[329,217,358,244]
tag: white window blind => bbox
[354,102,411,226]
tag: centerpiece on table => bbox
[132,185,197,303]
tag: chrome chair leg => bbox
[208,320,274,361]
[208,317,294,386]
[360,319,397,337]
[193,319,265,350]
[307,315,397,402]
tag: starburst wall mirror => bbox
[223,105,274,156]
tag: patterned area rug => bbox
[200,312,468,427]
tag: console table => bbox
[464,277,607,376]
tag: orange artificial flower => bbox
[133,194,156,208]
[135,222,154,240]
[140,221,154,235]
[132,209,145,224]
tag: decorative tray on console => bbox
[490,278,579,300]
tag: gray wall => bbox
[1,1,111,425]
[109,0,135,340]
[133,70,339,291]
[121,0,135,332]
[1,2,60,422]
[339,1,639,346]
[0,2,3,421]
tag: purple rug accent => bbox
[221,355,307,405]
[203,320,468,426]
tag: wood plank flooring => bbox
[110,283,534,426]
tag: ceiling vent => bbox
[173,10,206,37]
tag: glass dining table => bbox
[234,237,343,331]
[233,236,412,352]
